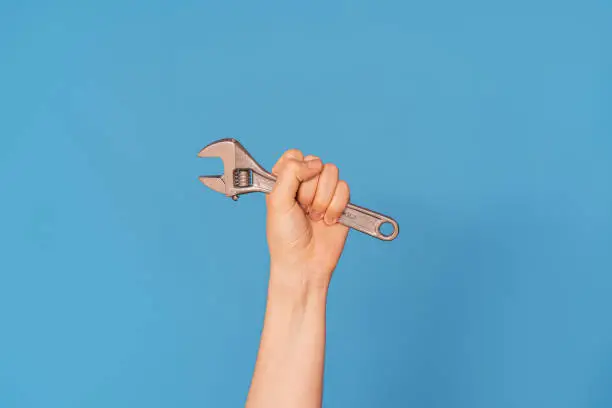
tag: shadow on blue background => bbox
[1,1,611,407]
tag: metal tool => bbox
[198,138,399,241]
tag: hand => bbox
[266,149,351,290]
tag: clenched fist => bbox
[266,149,351,290]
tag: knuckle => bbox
[277,159,298,175]
[284,148,303,160]
[313,194,333,212]
[324,163,339,176]
[273,150,303,174]
[285,159,301,173]
[337,180,350,196]
[311,197,327,212]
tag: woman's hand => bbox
[266,149,350,290]
[248,148,350,408]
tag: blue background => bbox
[1,1,611,407]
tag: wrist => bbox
[265,280,328,328]
[269,263,330,302]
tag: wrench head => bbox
[197,138,239,197]
[198,138,264,198]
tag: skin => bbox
[245,149,351,408]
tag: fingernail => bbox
[324,214,335,225]
[310,211,323,221]
[307,158,322,169]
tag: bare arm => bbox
[246,150,350,408]
[246,277,328,407]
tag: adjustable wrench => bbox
[198,138,399,241]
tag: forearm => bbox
[246,269,329,408]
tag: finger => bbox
[297,155,320,212]
[324,180,350,225]
[271,149,304,175]
[268,157,323,212]
[309,163,339,221]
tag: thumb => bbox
[268,157,323,212]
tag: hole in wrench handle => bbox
[338,203,399,241]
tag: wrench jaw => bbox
[198,175,226,195]
[198,174,242,200]
[197,138,237,160]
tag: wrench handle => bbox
[253,174,399,241]
[339,203,399,241]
